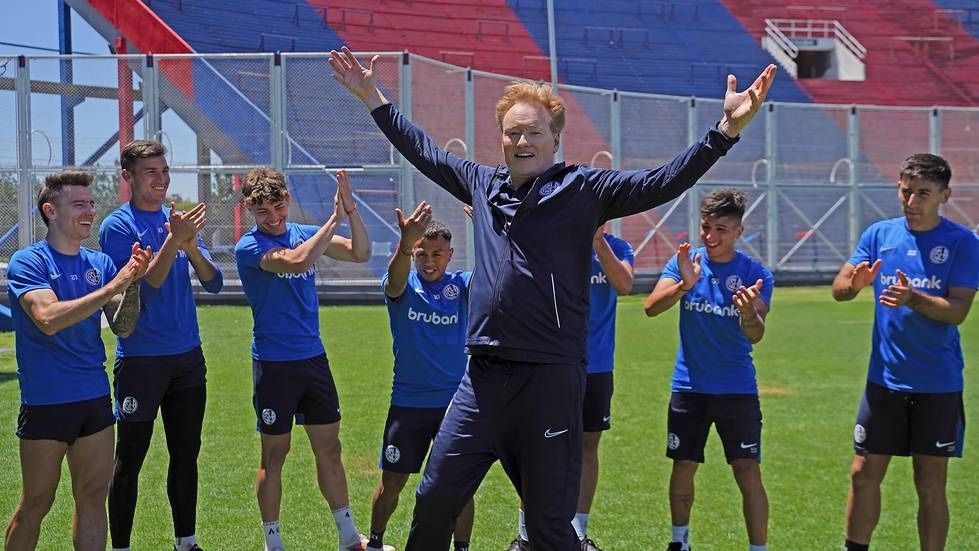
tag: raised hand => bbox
[733,278,764,317]
[676,242,702,290]
[328,46,386,109]
[850,259,882,293]
[880,269,913,308]
[719,64,777,138]
[463,204,474,220]
[336,169,356,216]
[120,242,152,284]
[166,202,206,244]
[396,201,433,252]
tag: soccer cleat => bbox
[581,537,603,551]
[174,546,205,551]
[506,538,530,551]
[666,543,690,551]
[352,535,396,551]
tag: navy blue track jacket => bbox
[372,103,738,365]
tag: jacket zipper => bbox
[549,273,561,328]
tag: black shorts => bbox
[379,405,447,473]
[854,381,965,458]
[113,346,206,422]
[253,353,341,435]
[582,372,613,432]
[17,395,115,444]
[666,392,762,464]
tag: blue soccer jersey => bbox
[235,223,325,361]
[587,233,634,374]
[99,203,223,357]
[663,247,774,394]
[385,270,472,408]
[849,217,979,392]
[7,241,118,405]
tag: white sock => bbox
[518,508,528,541]
[263,520,284,550]
[332,506,360,547]
[175,535,198,550]
[572,512,589,540]
[672,525,690,550]
[113,548,132,551]
[749,545,767,551]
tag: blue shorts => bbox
[252,353,341,435]
[854,381,965,458]
[666,392,762,464]
[17,395,115,444]
[582,371,613,432]
[379,405,447,473]
[113,346,206,422]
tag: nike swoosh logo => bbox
[49,272,62,280]
[602,416,611,423]
[544,428,569,438]
[880,246,896,252]
[936,440,956,448]
[740,442,757,449]
[137,229,149,238]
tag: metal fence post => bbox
[847,105,860,253]
[610,90,622,236]
[687,97,699,246]
[464,68,475,269]
[765,103,778,268]
[929,107,941,156]
[143,54,160,140]
[16,55,34,248]
[399,52,414,211]
[270,52,285,171]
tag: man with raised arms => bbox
[331,46,775,550]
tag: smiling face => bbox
[700,213,743,262]
[247,194,291,236]
[124,155,171,210]
[412,236,453,283]
[501,102,560,188]
[898,177,948,232]
[43,184,97,242]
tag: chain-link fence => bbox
[2,51,978,290]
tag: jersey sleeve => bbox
[947,232,979,290]
[848,224,876,266]
[234,234,263,270]
[381,272,404,303]
[98,212,138,269]
[661,253,681,282]
[6,249,51,299]
[755,263,775,307]
[192,234,224,294]
[609,235,635,265]
[96,251,119,283]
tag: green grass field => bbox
[1,287,977,550]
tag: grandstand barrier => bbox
[1,52,977,301]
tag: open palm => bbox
[721,64,777,137]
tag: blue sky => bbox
[2,1,201,199]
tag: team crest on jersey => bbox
[121,396,138,415]
[929,245,949,264]
[385,445,401,464]
[442,283,460,300]
[538,181,560,197]
[84,268,102,286]
[667,432,680,450]
[853,424,866,444]
[725,275,742,292]
[262,408,277,425]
